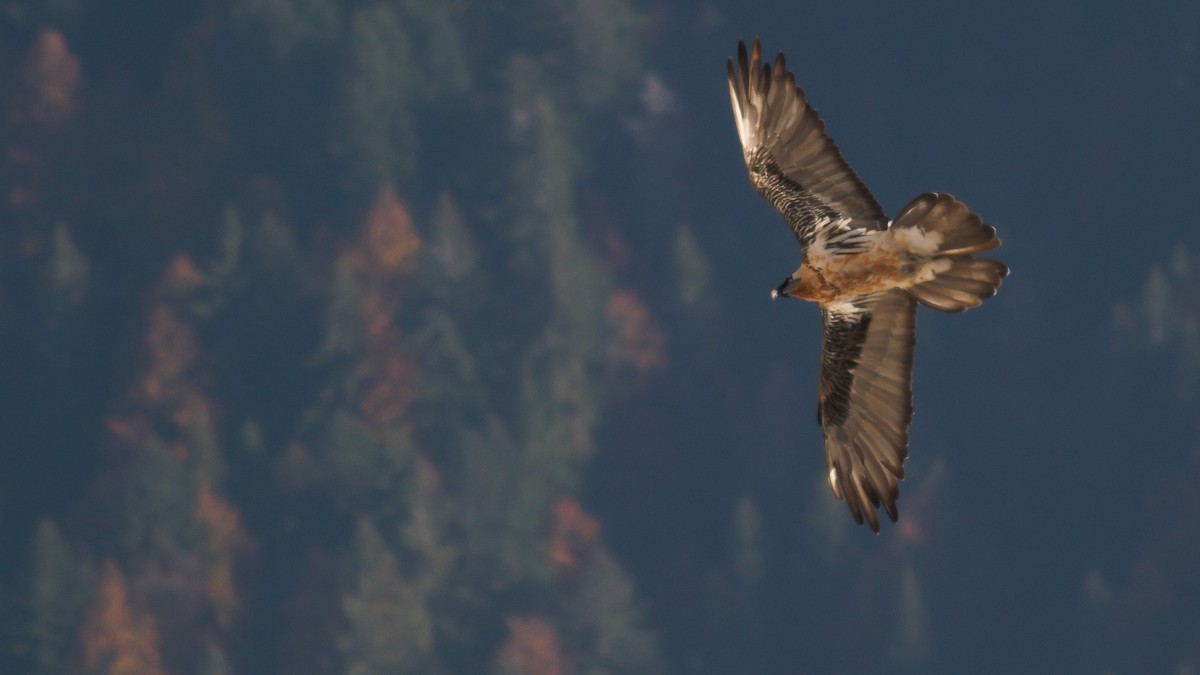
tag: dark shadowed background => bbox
[1,1,1198,673]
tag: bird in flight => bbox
[727,38,1008,532]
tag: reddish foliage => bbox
[8,186,38,209]
[344,186,424,432]
[82,560,166,675]
[20,29,81,127]
[359,352,412,430]
[140,307,198,406]
[162,255,207,295]
[498,616,570,675]
[415,455,442,492]
[195,483,256,628]
[356,288,414,431]
[548,497,601,576]
[5,30,80,212]
[361,184,421,276]
[87,262,256,662]
[608,290,666,374]
[105,416,150,444]
[888,458,947,555]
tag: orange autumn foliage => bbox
[161,254,207,295]
[140,306,198,406]
[342,185,424,431]
[607,290,666,374]
[361,184,421,275]
[548,497,601,576]
[358,349,413,430]
[106,264,216,464]
[105,415,150,444]
[139,260,217,427]
[888,459,947,555]
[107,297,211,470]
[82,560,166,675]
[196,483,255,629]
[93,258,255,655]
[355,288,413,431]
[498,616,570,675]
[20,29,81,128]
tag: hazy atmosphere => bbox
[2,1,1199,673]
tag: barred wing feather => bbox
[727,38,885,246]
[818,290,917,532]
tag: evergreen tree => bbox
[336,6,419,191]
[339,518,440,675]
[23,519,86,675]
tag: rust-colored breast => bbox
[788,248,911,304]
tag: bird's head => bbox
[772,275,796,300]
[772,267,823,301]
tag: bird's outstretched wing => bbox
[727,39,885,247]
[818,290,916,532]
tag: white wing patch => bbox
[809,217,877,258]
[824,298,872,318]
[727,69,761,154]
[879,224,955,287]
[888,224,945,256]
[906,257,954,286]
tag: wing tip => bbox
[830,459,899,533]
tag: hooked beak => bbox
[771,277,795,301]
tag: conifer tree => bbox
[339,518,440,674]
[23,519,86,675]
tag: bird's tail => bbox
[891,193,1009,313]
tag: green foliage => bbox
[118,435,200,555]
[730,496,764,589]
[336,5,419,189]
[672,225,715,313]
[397,461,453,595]
[310,410,418,518]
[39,223,90,330]
[426,193,478,287]
[506,55,618,503]
[1113,245,1200,395]
[2,0,666,672]
[565,551,667,675]
[1,0,83,29]
[317,255,369,363]
[198,642,233,675]
[564,0,643,109]
[402,0,472,98]
[409,308,480,413]
[231,0,342,59]
[23,520,87,674]
[889,564,932,665]
[456,415,551,586]
[339,518,440,675]
[9,3,1200,673]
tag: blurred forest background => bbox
[2,0,1200,673]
